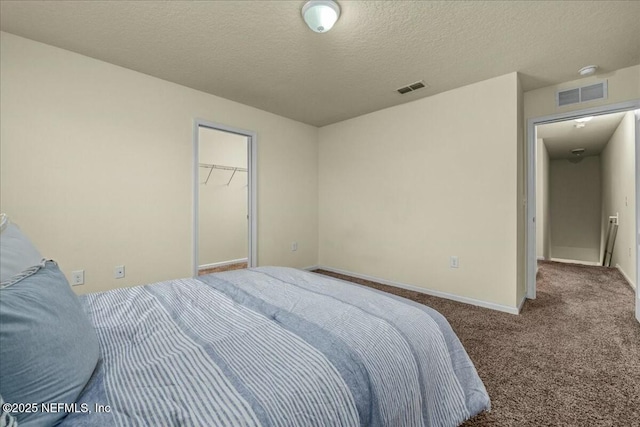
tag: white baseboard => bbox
[517,294,527,312]
[537,256,545,261]
[302,265,319,271]
[550,258,600,266]
[615,264,636,290]
[315,265,521,315]
[199,258,248,270]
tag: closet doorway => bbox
[193,120,257,276]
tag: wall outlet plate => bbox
[71,270,84,286]
[450,256,459,268]
[114,265,125,279]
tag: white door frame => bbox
[193,119,258,277]
[526,100,640,302]
[635,108,640,323]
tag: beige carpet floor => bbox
[315,261,640,426]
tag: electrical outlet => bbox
[71,270,84,286]
[450,256,459,269]
[291,242,298,252]
[114,265,125,279]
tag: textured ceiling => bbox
[537,112,627,160]
[1,1,639,127]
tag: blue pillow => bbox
[0,261,100,426]
[0,216,44,285]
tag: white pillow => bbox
[0,215,44,284]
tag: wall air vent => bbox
[557,80,607,107]
[580,82,606,102]
[397,80,427,95]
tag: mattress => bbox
[62,267,489,427]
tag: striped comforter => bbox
[62,267,489,427]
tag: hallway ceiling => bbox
[537,112,628,160]
[1,1,639,127]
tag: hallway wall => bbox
[549,156,601,263]
[536,138,551,260]
[601,111,636,287]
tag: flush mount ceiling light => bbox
[578,65,598,76]
[574,116,594,128]
[302,0,340,33]
[568,148,586,163]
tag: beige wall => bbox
[0,32,319,293]
[198,128,248,266]
[536,138,551,260]
[319,73,521,309]
[601,111,636,286]
[549,156,602,263]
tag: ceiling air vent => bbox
[397,80,427,95]
[557,80,607,107]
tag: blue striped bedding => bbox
[62,267,490,427]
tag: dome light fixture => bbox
[568,148,586,163]
[302,0,341,33]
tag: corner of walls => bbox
[517,73,527,306]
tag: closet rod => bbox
[199,163,248,172]
[199,163,248,185]
[226,169,237,186]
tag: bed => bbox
[0,216,490,427]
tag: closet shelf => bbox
[199,163,248,185]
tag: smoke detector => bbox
[579,65,598,76]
